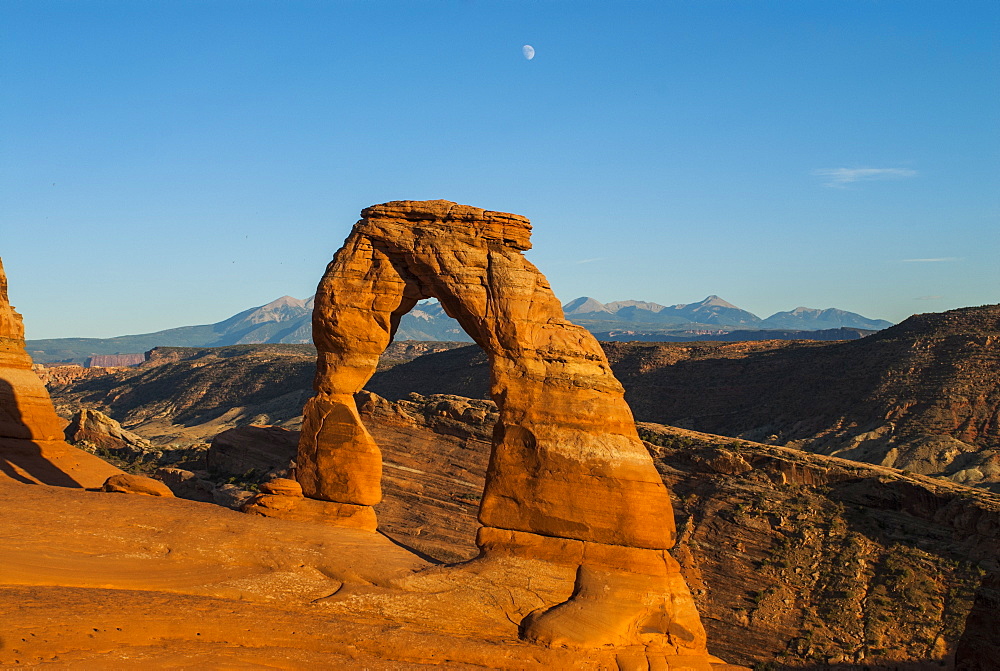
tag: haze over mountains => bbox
[26,294,893,364]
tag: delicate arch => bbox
[294,201,718,658]
[297,200,674,548]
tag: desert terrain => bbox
[3,202,998,670]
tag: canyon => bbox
[360,306,1000,494]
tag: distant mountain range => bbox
[26,294,893,364]
[564,295,893,331]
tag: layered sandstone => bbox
[295,200,717,658]
[0,258,122,488]
[86,353,145,368]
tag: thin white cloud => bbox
[901,257,960,263]
[915,295,943,301]
[813,167,917,188]
[575,257,605,264]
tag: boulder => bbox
[241,493,377,531]
[102,473,174,497]
[65,407,151,453]
[242,477,374,530]
[208,425,297,478]
[260,477,303,496]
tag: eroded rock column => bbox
[0,257,123,488]
[297,201,720,662]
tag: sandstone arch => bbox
[296,201,718,660]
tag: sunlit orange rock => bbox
[296,200,719,658]
[102,472,174,497]
[66,407,151,452]
[0,258,122,488]
[242,476,378,530]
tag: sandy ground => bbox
[0,477,625,669]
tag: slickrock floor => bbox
[0,478,636,669]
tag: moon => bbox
[522,45,535,60]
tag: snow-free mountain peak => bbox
[669,295,740,310]
[761,306,893,331]
[225,296,311,328]
[563,297,612,315]
[700,295,740,309]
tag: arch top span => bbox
[358,200,534,251]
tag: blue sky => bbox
[2,1,997,338]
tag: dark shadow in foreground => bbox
[0,377,82,487]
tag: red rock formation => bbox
[102,473,174,497]
[0,258,122,488]
[65,407,151,453]
[295,201,718,660]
